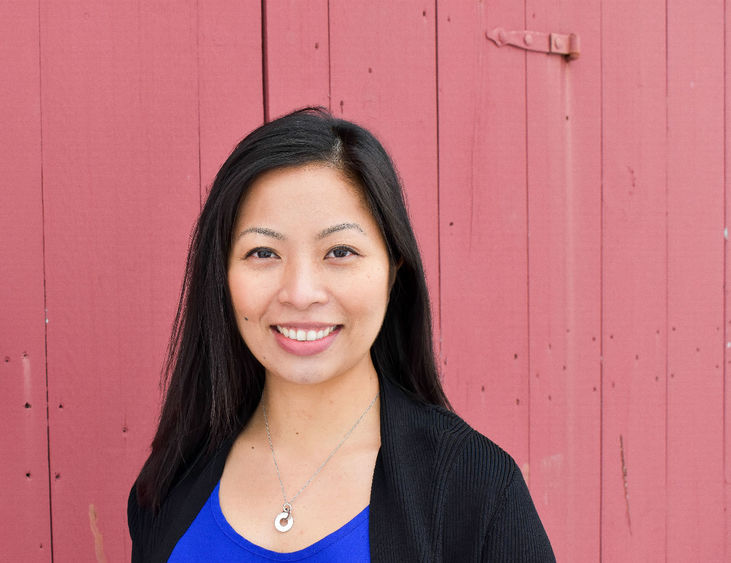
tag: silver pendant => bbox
[274,503,293,533]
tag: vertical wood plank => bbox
[525,1,602,560]
[725,3,731,559]
[600,1,668,560]
[40,2,201,560]
[0,1,52,560]
[265,0,330,119]
[328,1,440,333]
[198,1,264,191]
[666,1,726,560]
[437,0,530,468]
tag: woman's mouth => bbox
[272,325,341,356]
[275,325,338,342]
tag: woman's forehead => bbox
[229,164,383,245]
[237,164,371,223]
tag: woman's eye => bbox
[246,248,278,260]
[326,246,357,259]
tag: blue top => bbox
[168,482,370,562]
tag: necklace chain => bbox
[263,392,379,509]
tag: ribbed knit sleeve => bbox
[372,376,555,562]
[127,484,148,563]
[481,462,555,562]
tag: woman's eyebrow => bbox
[317,222,365,239]
[236,227,285,241]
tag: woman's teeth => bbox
[276,325,337,342]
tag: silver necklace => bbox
[263,392,379,533]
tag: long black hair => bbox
[135,108,450,510]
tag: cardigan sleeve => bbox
[481,464,556,562]
[127,484,146,563]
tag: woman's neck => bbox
[254,364,381,454]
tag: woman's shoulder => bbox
[423,401,519,492]
[380,375,519,494]
[378,377,555,560]
[127,434,237,562]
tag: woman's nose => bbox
[277,258,328,309]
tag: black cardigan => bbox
[128,375,555,562]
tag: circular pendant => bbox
[274,510,293,532]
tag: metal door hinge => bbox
[486,27,580,60]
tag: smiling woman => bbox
[127,108,555,562]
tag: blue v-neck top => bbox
[168,482,370,562]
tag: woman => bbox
[128,108,555,562]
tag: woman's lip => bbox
[272,326,341,356]
[271,323,339,330]
[274,324,339,342]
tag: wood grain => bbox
[726,2,731,558]
[600,0,668,560]
[525,0,602,559]
[265,0,330,119]
[437,0,530,475]
[0,1,52,560]
[198,1,264,194]
[666,0,726,560]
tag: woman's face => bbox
[228,164,392,387]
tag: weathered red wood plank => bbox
[0,2,52,560]
[328,1,440,334]
[725,4,731,558]
[726,2,731,556]
[525,1,602,560]
[436,0,530,469]
[666,0,726,559]
[40,1,201,560]
[198,1,264,192]
[265,0,330,119]
[600,1,668,559]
